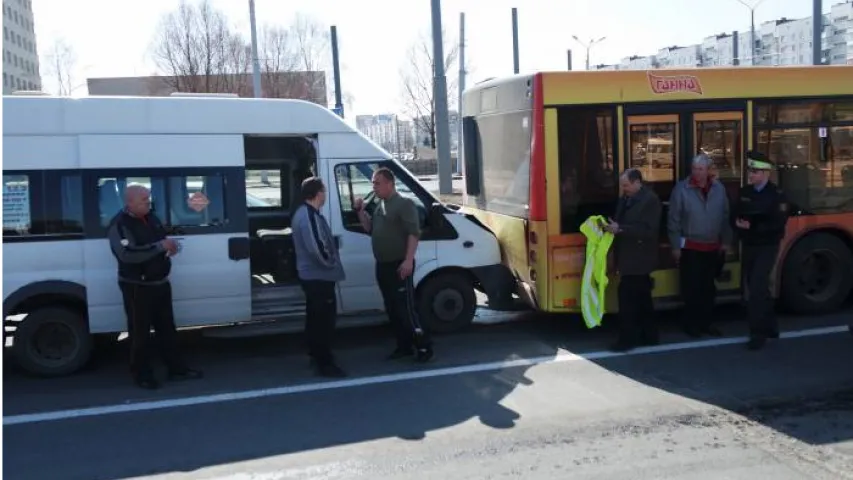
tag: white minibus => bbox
[2,94,515,376]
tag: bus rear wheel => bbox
[12,306,93,377]
[780,233,853,314]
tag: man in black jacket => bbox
[604,168,663,352]
[107,184,202,389]
[735,151,789,351]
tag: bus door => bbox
[624,114,682,299]
[691,111,745,296]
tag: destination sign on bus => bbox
[647,72,704,95]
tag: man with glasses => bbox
[735,151,790,351]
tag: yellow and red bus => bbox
[460,66,853,316]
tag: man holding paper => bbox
[107,184,201,389]
[667,154,734,338]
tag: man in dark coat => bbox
[604,168,663,351]
[735,151,789,351]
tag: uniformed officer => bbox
[735,151,790,351]
[107,184,202,389]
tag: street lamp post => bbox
[248,0,262,97]
[734,0,766,66]
[572,36,606,70]
[429,0,453,194]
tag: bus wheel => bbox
[781,233,853,314]
[417,272,477,334]
[11,307,93,377]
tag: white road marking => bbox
[3,325,848,427]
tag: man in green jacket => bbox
[355,167,434,362]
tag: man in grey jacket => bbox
[668,154,733,338]
[292,177,346,377]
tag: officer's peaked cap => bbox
[746,150,774,170]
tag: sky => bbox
[33,0,820,123]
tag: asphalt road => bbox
[3,305,853,480]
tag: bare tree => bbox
[400,32,461,149]
[257,25,299,98]
[148,2,353,105]
[148,0,246,94]
[44,37,77,95]
[288,13,331,104]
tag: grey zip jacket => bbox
[667,177,733,252]
[292,203,346,282]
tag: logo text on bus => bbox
[647,72,703,95]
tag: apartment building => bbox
[594,0,853,70]
[355,114,415,154]
[3,0,40,93]
[825,0,853,65]
[413,111,460,152]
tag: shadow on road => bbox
[3,303,853,480]
[3,312,574,480]
[584,300,853,450]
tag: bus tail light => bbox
[529,230,538,245]
[528,73,547,221]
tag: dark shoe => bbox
[746,337,766,351]
[135,376,160,390]
[387,347,414,360]
[702,325,723,337]
[766,330,780,339]
[315,363,347,378]
[414,346,434,363]
[167,368,203,381]
[641,335,660,346]
[609,341,635,352]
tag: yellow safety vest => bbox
[579,215,615,328]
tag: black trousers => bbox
[376,260,432,350]
[617,274,658,344]
[679,249,720,331]
[743,244,780,340]
[300,279,338,365]
[119,281,186,378]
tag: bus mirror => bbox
[462,117,481,196]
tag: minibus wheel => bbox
[780,232,853,314]
[417,271,477,334]
[12,306,93,377]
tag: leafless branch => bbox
[44,37,77,95]
[400,31,462,149]
[149,0,246,94]
[147,1,341,104]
